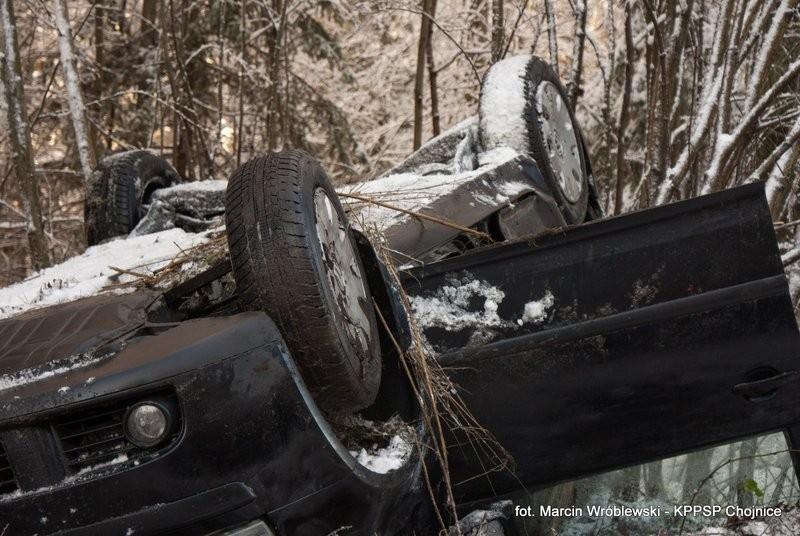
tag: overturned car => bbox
[1,55,800,536]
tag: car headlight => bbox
[124,401,173,448]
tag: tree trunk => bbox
[567,0,586,108]
[491,0,504,64]
[614,1,634,215]
[54,0,96,185]
[0,0,51,270]
[543,0,559,75]
[413,0,434,150]
[426,0,439,137]
[734,438,758,507]
[682,449,714,505]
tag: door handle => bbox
[733,370,799,401]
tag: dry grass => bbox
[367,226,513,534]
[101,228,229,293]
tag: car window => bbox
[513,431,799,535]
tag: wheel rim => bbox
[313,188,373,361]
[535,81,584,204]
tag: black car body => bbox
[3,54,800,535]
[0,263,430,535]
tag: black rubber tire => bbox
[479,55,590,223]
[224,150,382,414]
[84,150,181,245]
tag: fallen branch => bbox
[108,266,154,280]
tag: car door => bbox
[400,183,800,504]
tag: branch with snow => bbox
[702,57,800,194]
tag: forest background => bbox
[0,0,799,303]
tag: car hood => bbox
[0,292,157,378]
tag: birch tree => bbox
[0,0,50,270]
[53,0,95,185]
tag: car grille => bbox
[0,443,18,494]
[53,392,180,473]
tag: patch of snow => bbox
[350,434,411,474]
[74,453,129,476]
[521,291,555,324]
[410,273,555,335]
[1,452,134,503]
[343,147,520,233]
[408,274,508,332]
[0,352,110,392]
[453,119,480,172]
[479,55,530,154]
[157,179,227,194]
[0,228,212,320]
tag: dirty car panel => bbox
[0,312,427,535]
[401,183,800,502]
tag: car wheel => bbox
[224,150,382,414]
[85,150,181,245]
[479,55,590,224]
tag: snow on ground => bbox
[0,228,212,320]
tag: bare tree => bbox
[53,0,96,184]
[491,0,504,63]
[414,0,435,150]
[426,0,440,137]
[0,0,50,270]
[543,0,559,75]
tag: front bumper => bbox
[0,312,427,535]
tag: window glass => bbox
[512,432,799,535]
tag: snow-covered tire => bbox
[479,55,590,223]
[85,150,181,245]
[224,151,382,414]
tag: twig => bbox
[108,266,154,280]
[369,236,512,531]
[374,304,448,532]
[775,219,800,231]
[339,193,491,241]
[782,246,800,267]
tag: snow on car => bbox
[2,55,800,536]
